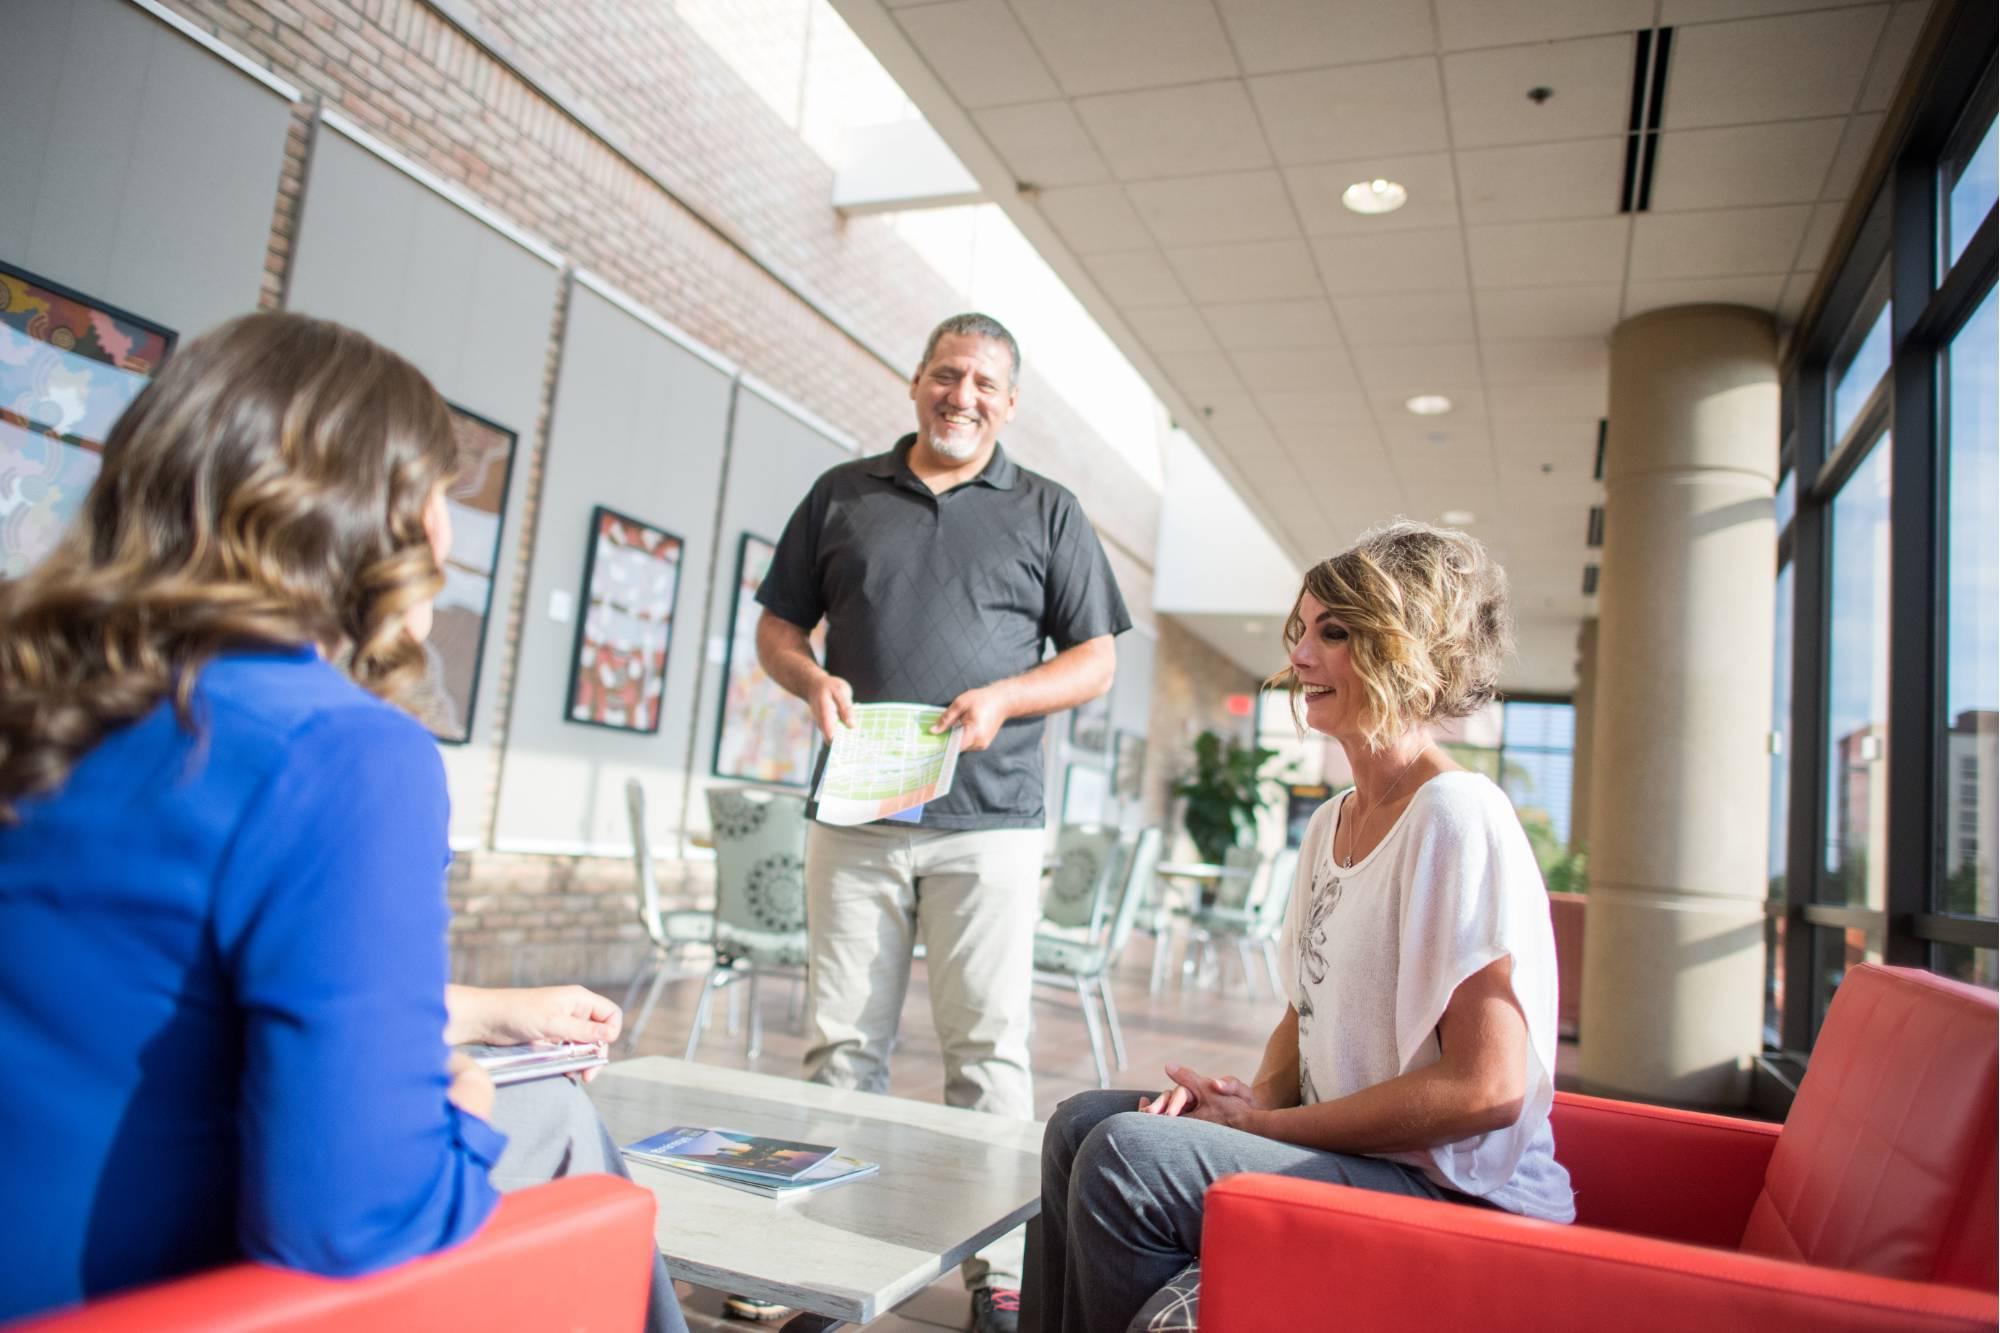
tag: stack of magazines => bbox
[622,1126,879,1198]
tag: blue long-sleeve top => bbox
[0,645,504,1321]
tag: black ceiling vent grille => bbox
[1586,505,1606,548]
[1583,564,1600,596]
[1620,28,1674,213]
[1594,419,1608,480]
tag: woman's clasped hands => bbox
[1136,1061,1266,1132]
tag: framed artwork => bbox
[412,405,518,744]
[713,532,825,786]
[565,506,681,734]
[1061,762,1111,827]
[1068,691,1111,753]
[1112,730,1147,802]
[0,262,174,578]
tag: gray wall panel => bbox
[681,384,855,837]
[287,124,562,846]
[0,0,288,339]
[492,282,735,855]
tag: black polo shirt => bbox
[757,435,1131,830]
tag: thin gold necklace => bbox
[1336,745,1429,871]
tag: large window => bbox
[1772,11,1997,1051]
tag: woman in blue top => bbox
[0,312,676,1327]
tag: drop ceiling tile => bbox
[1166,238,1320,303]
[1215,0,1436,75]
[1489,380,1607,418]
[896,0,1061,109]
[1077,82,1273,180]
[1311,229,1469,295]
[1796,203,1847,273]
[1035,184,1151,255]
[1822,114,1887,200]
[1354,341,1484,393]
[1649,119,1848,211]
[1493,417,1602,461]
[1334,290,1477,344]
[1661,0,1888,27]
[1203,298,1344,348]
[1628,205,1812,278]
[1257,390,1377,426]
[1132,304,1220,353]
[1480,338,1609,383]
[1009,0,1240,96]
[1276,418,1382,455]
[1234,343,1363,393]
[1456,138,1627,223]
[1467,218,1631,288]
[1435,0,1656,50]
[1285,154,1460,234]
[1156,348,1248,396]
[1661,7,1889,129]
[1249,58,1450,164]
[1444,36,1635,149]
[1778,270,1820,326]
[1082,249,1191,306]
[1860,2,1930,112]
[1623,273,1789,316]
[1125,172,1300,249]
[1474,285,1625,339]
[972,102,1110,187]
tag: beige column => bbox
[1570,618,1598,855]
[1579,305,1777,1108]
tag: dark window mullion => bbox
[1783,361,1831,1053]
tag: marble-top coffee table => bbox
[587,1057,1044,1329]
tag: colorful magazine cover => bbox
[622,1126,836,1182]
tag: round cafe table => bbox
[1147,861,1253,991]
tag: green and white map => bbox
[812,703,962,825]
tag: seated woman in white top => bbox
[1025,520,1574,1333]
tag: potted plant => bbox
[1172,730,1286,864]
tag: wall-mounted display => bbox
[1068,691,1112,753]
[0,263,174,577]
[412,405,518,743]
[713,532,824,786]
[1062,762,1110,827]
[1112,730,1147,802]
[566,506,681,734]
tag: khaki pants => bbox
[803,820,1043,1288]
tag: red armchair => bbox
[1201,963,1998,1332]
[12,1176,657,1332]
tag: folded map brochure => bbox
[461,1041,607,1086]
[622,1127,879,1198]
[813,702,962,825]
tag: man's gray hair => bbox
[918,313,1021,386]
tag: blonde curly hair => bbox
[1270,520,1512,750]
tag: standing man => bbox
[755,313,1129,1333]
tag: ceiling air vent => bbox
[1583,565,1600,596]
[1620,28,1673,213]
[1586,505,1606,548]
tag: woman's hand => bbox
[1160,1062,1265,1132]
[445,984,623,1080]
[446,1051,496,1120]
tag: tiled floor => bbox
[625,929,1580,1329]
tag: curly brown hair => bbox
[0,311,458,822]
[1270,520,1513,750]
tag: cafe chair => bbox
[1186,846,1298,1000]
[17,1176,657,1332]
[685,788,811,1062]
[620,778,717,1054]
[1200,962,1998,1332]
[1034,827,1159,1087]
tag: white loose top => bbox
[1278,770,1575,1222]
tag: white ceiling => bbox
[837,0,1930,690]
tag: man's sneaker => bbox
[723,1293,790,1322]
[971,1285,1021,1333]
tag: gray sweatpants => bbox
[1026,1090,1468,1333]
[489,1076,688,1333]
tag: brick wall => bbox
[153,0,1180,986]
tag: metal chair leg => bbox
[1237,939,1261,999]
[623,955,676,1055]
[746,966,764,1060]
[620,950,656,1016]
[1097,976,1127,1071]
[1262,937,1285,995]
[1075,976,1110,1089]
[683,964,726,1060]
[1148,918,1173,995]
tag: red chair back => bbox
[1738,962,1998,1288]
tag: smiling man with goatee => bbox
[754,312,1130,1333]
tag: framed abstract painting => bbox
[565,505,681,734]
[1068,690,1111,753]
[1061,762,1111,827]
[411,405,518,744]
[712,532,824,786]
[0,262,174,578]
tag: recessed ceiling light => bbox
[1442,510,1476,526]
[1341,178,1408,215]
[1405,394,1453,416]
